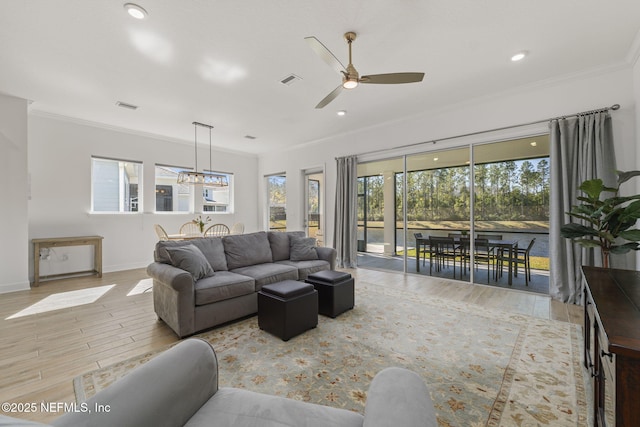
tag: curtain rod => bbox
[341,103,620,159]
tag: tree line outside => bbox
[358,157,550,225]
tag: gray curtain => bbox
[334,155,358,268]
[549,112,616,304]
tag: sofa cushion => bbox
[190,237,229,271]
[165,245,215,281]
[194,271,255,306]
[231,263,298,290]
[184,387,364,427]
[223,232,273,270]
[275,259,330,281]
[268,231,305,261]
[290,237,318,261]
[156,238,228,272]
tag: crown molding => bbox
[28,110,258,159]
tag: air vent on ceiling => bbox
[280,74,302,86]
[244,135,257,140]
[116,101,138,110]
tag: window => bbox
[154,166,233,213]
[266,175,286,230]
[155,165,192,212]
[202,172,232,213]
[91,157,142,212]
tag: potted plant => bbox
[193,215,211,233]
[560,170,640,268]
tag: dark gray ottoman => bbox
[258,280,318,341]
[305,270,354,318]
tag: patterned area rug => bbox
[74,283,589,426]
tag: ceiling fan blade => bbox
[360,72,425,84]
[305,36,346,74]
[315,85,344,109]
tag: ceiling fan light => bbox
[343,79,358,89]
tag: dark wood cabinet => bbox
[582,266,640,427]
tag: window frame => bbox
[91,156,143,213]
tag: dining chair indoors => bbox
[230,222,245,235]
[204,224,230,237]
[179,222,201,237]
[154,224,169,241]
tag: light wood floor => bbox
[0,267,583,423]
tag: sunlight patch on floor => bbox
[6,285,115,319]
[127,279,153,296]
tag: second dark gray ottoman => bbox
[306,270,354,318]
[258,280,318,341]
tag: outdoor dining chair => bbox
[496,238,536,286]
[414,232,429,267]
[428,236,458,278]
[460,238,496,283]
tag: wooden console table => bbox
[32,236,104,286]
[582,266,640,427]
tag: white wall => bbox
[27,114,259,280]
[0,94,29,293]
[259,67,639,251]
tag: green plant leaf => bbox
[573,238,602,248]
[619,229,640,241]
[617,170,640,185]
[578,179,604,200]
[610,242,640,254]
[560,223,599,238]
[619,200,640,222]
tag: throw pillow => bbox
[165,244,215,280]
[290,237,318,261]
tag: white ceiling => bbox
[1,1,639,155]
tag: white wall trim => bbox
[267,62,632,156]
[28,110,258,159]
[0,281,31,295]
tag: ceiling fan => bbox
[305,31,425,109]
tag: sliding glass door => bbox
[405,148,470,282]
[357,158,404,271]
[472,137,550,292]
[356,135,550,294]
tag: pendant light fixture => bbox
[177,121,214,184]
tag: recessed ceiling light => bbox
[511,51,528,62]
[124,3,147,19]
[337,110,347,116]
[530,141,537,147]
[433,157,439,162]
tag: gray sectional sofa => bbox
[146,231,336,337]
[0,338,437,427]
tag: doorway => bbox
[304,170,324,245]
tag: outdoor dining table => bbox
[415,236,518,285]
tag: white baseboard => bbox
[0,280,31,294]
[103,261,150,274]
